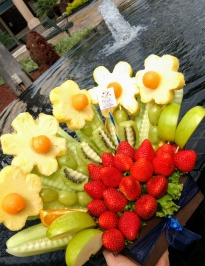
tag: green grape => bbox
[148,125,160,144]
[40,188,58,203]
[58,190,78,206]
[80,123,93,136]
[75,165,89,176]
[148,105,162,126]
[113,109,128,124]
[77,191,93,207]
[57,154,78,170]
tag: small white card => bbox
[96,87,117,110]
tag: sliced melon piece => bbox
[6,223,72,257]
[6,235,72,257]
[6,223,47,248]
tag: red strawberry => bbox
[102,152,115,167]
[102,228,125,252]
[118,211,141,240]
[130,158,153,182]
[156,143,174,157]
[146,175,168,198]
[87,199,107,217]
[119,176,142,201]
[134,194,157,220]
[84,180,106,199]
[113,153,133,172]
[152,153,175,177]
[134,139,156,162]
[100,166,123,187]
[116,141,135,159]
[174,150,197,172]
[103,187,128,213]
[98,210,119,230]
[88,163,103,181]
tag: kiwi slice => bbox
[118,121,139,148]
[92,126,116,153]
[60,167,89,191]
[76,141,102,165]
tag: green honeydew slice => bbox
[175,105,205,149]
[6,223,72,257]
[6,223,47,248]
[6,236,72,257]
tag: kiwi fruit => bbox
[60,167,89,191]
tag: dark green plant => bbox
[54,28,92,56]
[34,0,60,17]
[0,32,14,47]
[66,0,89,15]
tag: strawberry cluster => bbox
[84,140,197,253]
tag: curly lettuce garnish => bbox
[156,171,183,217]
[156,194,180,217]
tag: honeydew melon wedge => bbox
[174,106,205,149]
[158,103,181,142]
[47,211,96,240]
[65,228,103,266]
[6,223,47,248]
[6,235,72,257]
[6,223,72,257]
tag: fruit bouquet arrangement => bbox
[0,54,204,266]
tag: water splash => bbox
[98,0,145,54]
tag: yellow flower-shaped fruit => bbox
[135,54,185,104]
[88,61,139,118]
[0,112,67,176]
[0,165,43,231]
[50,80,94,130]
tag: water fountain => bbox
[0,0,205,265]
[98,0,145,54]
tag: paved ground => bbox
[13,0,125,60]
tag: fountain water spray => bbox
[98,0,145,54]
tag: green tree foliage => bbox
[0,32,14,47]
[34,0,60,17]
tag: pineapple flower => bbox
[135,54,185,104]
[88,61,139,118]
[0,165,43,231]
[0,112,67,176]
[49,80,94,130]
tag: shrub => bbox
[0,27,92,85]
[54,28,92,56]
[0,32,14,47]
[34,0,60,17]
[66,0,89,15]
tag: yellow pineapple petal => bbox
[0,113,67,176]
[50,80,94,130]
[136,54,185,104]
[0,166,43,231]
[93,66,110,84]
[88,61,139,118]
